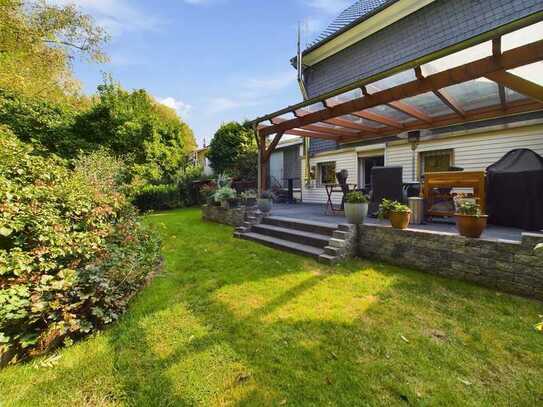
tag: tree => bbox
[0,0,108,103]
[73,78,197,183]
[207,122,257,180]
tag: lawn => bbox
[1,208,543,406]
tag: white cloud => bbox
[158,97,192,118]
[206,71,297,114]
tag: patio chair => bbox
[369,166,403,216]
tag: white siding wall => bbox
[386,125,543,182]
[301,149,358,204]
[299,124,543,203]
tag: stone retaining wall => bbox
[358,225,543,300]
[202,205,247,227]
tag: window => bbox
[318,162,336,186]
[419,149,453,177]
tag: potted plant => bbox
[344,191,369,224]
[258,190,274,213]
[455,201,487,238]
[214,186,237,209]
[378,199,411,229]
[200,183,217,205]
[240,189,257,207]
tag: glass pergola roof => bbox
[255,22,543,145]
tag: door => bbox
[358,156,385,191]
[269,151,284,188]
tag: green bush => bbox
[132,184,182,212]
[0,129,161,365]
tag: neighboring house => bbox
[257,0,543,205]
[268,136,303,188]
[191,146,214,176]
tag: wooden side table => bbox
[422,171,486,217]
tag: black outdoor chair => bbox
[369,166,403,216]
[336,170,352,210]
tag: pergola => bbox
[251,24,543,192]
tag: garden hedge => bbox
[0,129,161,365]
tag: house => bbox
[191,146,213,176]
[254,0,543,205]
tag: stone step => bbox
[324,246,341,256]
[251,224,331,248]
[238,232,324,259]
[318,253,338,265]
[262,216,337,236]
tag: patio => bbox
[271,203,526,242]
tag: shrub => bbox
[132,184,182,212]
[346,191,369,204]
[377,199,410,219]
[456,201,482,217]
[0,130,161,365]
[213,187,237,203]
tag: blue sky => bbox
[59,0,353,147]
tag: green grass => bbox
[1,208,543,406]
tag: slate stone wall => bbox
[202,205,246,227]
[304,0,543,98]
[357,225,543,299]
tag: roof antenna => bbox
[297,21,309,101]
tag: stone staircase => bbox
[235,216,356,264]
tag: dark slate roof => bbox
[304,0,399,54]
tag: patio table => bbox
[324,183,357,216]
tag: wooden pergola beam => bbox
[485,71,543,103]
[492,37,507,110]
[415,66,466,117]
[341,99,543,143]
[271,116,357,138]
[366,84,433,123]
[259,39,543,137]
[352,110,403,129]
[284,129,341,140]
[324,117,379,133]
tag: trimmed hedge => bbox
[0,129,161,365]
[132,184,182,212]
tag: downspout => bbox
[297,23,311,187]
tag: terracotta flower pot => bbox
[455,214,488,238]
[389,211,411,229]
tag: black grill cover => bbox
[486,149,543,231]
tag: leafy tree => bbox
[73,78,197,183]
[207,121,257,180]
[0,89,86,157]
[0,0,108,103]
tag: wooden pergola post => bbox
[257,130,284,193]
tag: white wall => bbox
[301,149,358,204]
[299,124,543,204]
[386,124,543,182]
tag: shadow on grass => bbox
[9,209,543,406]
